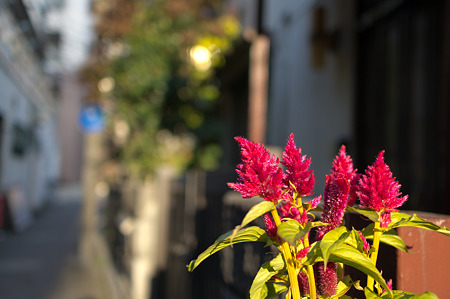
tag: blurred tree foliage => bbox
[82,0,241,177]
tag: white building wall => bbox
[264,0,356,192]
[0,2,60,213]
[0,70,32,190]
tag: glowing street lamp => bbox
[189,45,211,71]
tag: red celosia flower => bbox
[387,279,393,291]
[278,202,312,226]
[357,151,408,213]
[313,176,349,297]
[279,202,301,222]
[314,262,338,297]
[281,133,315,198]
[316,175,350,241]
[300,210,308,225]
[331,145,360,206]
[296,246,311,260]
[263,213,277,239]
[380,212,392,228]
[228,137,283,203]
[298,272,310,296]
[309,195,321,210]
[358,231,371,253]
[383,279,393,293]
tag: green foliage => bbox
[389,213,450,236]
[250,254,286,299]
[187,226,268,272]
[277,220,311,246]
[188,202,450,298]
[364,288,438,299]
[102,0,241,176]
[230,201,275,242]
[333,276,359,299]
[188,137,450,298]
[362,224,408,252]
[304,240,391,294]
[347,206,379,222]
[319,226,350,269]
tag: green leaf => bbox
[385,290,439,299]
[320,226,350,269]
[277,219,311,246]
[249,254,285,299]
[347,206,379,222]
[304,241,322,265]
[362,224,408,252]
[332,245,390,293]
[310,221,330,228]
[390,212,450,236]
[330,275,354,299]
[345,228,368,253]
[307,243,391,294]
[364,287,381,299]
[304,241,391,295]
[231,200,275,242]
[187,226,268,272]
[366,287,439,299]
[260,281,289,299]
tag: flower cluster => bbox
[357,150,408,226]
[228,134,315,204]
[282,134,315,198]
[227,136,284,203]
[189,134,449,299]
[228,134,409,297]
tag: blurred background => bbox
[0,0,449,298]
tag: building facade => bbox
[0,0,61,225]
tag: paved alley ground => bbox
[0,185,103,299]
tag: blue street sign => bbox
[79,104,104,133]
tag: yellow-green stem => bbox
[367,221,382,291]
[303,235,317,299]
[271,209,301,299]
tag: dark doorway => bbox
[355,0,450,214]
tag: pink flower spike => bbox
[278,202,301,223]
[281,134,315,198]
[298,272,310,296]
[228,137,283,203]
[296,246,311,260]
[383,279,393,293]
[316,175,350,241]
[300,210,308,225]
[308,195,322,210]
[358,231,371,253]
[314,262,338,296]
[331,145,360,207]
[264,213,277,239]
[357,151,408,213]
[380,212,392,228]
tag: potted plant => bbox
[188,134,450,298]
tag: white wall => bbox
[0,66,60,211]
[264,0,356,193]
[0,3,60,212]
[0,69,33,191]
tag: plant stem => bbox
[271,209,301,299]
[367,221,382,291]
[303,234,317,299]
